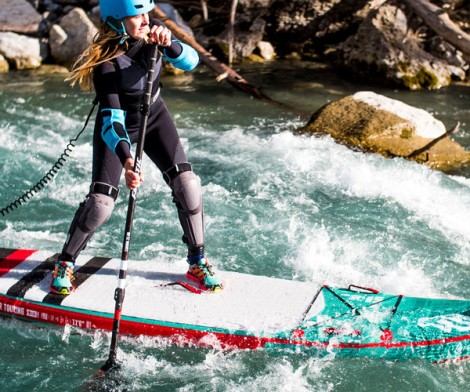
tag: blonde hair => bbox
[67,24,128,91]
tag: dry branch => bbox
[406,122,460,159]
[152,4,303,114]
[401,0,470,56]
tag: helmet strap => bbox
[119,33,130,45]
[106,16,127,37]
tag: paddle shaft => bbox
[105,43,159,369]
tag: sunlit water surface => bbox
[1,62,470,391]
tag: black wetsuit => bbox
[93,37,187,187]
[59,26,204,262]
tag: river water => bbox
[0,61,470,391]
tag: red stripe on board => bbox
[0,249,37,278]
[335,335,468,349]
[261,333,470,351]
[1,294,470,360]
[0,294,266,350]
[0,295,113,331]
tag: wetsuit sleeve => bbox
[162,40,199,71]
[149,18,199,71]
[93,62,132,165]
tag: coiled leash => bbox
[1,97,98,217]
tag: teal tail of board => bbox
[271,285,470,362]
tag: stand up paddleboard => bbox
[1,248,470,362]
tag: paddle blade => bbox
[100,358,121,373]
[80,362,125,391]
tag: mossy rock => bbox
[298,92,470,172]
[400,66,451,90]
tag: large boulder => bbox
[0,0,42,34]
[264,0,363,57]
[49,7,97,67]
[298,91,470,171]
[0,32,43,69]
[0,54,9,72]
[340,4,464,90]
[200,16,267,60]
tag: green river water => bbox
[0,61,470,391]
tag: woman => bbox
[51,0,222,295]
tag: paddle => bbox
[100,43,159,373]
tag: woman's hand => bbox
[148,25,172,47]
[124,158,144,190]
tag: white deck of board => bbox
[0,250,319,334]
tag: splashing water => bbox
[0,64,470,390]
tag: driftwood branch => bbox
[152,5,261,97]
[406,122,460,159]
[401,0,470,56]
[152,4,305,114]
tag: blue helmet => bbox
[100,0,155,34]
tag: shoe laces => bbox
[202,260,215,275]
[191,259,214,278]
[53,261,74,280]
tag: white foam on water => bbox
[196,127,470,297]
[1,105,84,155]
[265,131,470,251]
[0,123,22,151]
[111,342,337,392]
[0,221,66,249]
[272,130,466,201]
[210,356,335,392]
[280,214,441,296]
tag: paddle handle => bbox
[106,44,159,369]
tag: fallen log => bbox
[400,0,470,56]
[151,4,305,114]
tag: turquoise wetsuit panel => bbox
[163,40,199,72]
[101,108,130,154]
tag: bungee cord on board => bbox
[0,98,98,217]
